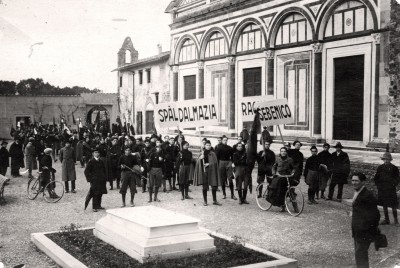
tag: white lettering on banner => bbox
[155,99,219,128]
[255,99,294,126]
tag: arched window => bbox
[236,23,265,53]
[125,50,131,64]
[205,32,227,58]
[324,0,374,38]
[275,14,312,46]
[179,39,197,63]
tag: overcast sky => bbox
[0,0,172,93]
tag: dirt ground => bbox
[0,159,399,268]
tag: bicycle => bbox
[256,174,305,217]
[27,172,64,203]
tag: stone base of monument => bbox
[93,206,215,263]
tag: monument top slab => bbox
[106,206,201,228]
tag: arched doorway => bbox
[86,106,110,134]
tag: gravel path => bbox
[1,160,399,268]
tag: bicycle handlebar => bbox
[266,174,295,179]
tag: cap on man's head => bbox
[310,145,317,151]
[381,152,393,161]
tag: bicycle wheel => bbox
[27,177,41,200]
[44,181,64,203]
[285,186,304,217]
[255,182,273,211]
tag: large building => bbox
[165,0,391,147]
[114,37,170,135]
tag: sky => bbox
[0,0,172,93]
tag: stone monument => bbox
[94,206,215,263]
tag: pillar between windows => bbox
[227,56,236,131]
[172,65,179,101]
[265,50,274,96]
[372,33,380,138]
[312,43,323,136]
[198,61,204,99]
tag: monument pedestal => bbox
[94,206,215,263]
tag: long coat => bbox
[193,151,219,187]
[25,143,38,170]
[0,147,10,168]
[9,142,24,169]
[84,158,108,195]
[374,163,400,207]
[59,147,76,181]
[331,151,350,184]
[352,187,380,242]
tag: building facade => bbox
[115,37,170,135]
[0,93,119,139]
[165,0,390,147]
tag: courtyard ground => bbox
[1,150,400,268]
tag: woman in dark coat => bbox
[9,139,24,177]
[374,152,399,226]
[84,149,107,212]
[195,140,221,206]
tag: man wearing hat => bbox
[40,148,56,189]
[374,152,400,226]
[317,143,333,199]
[60,139,77,193]
[84,148,108,212]
[0,141,10,176]
[25,137,38,178]
[328,142,350,202]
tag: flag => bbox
[34,128,38,135]
[246,111,261,194]
[95,111,101,132]
[78,118,83,129]
[63,124,72,135]
[72,112,76,125]
[53,116,56,126]
[127,123,131,136]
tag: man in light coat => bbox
[60,140,77,193]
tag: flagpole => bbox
[277,125,285,146]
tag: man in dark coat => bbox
[288,141,304,186]
[317,143,332,199]
[108,137,122,190]
[40,148,56,189]
[233,143,249,205]
[351,172,380,268]
[303,146,320,204]
[328,142,350,202]
[9,139,24,177]
[215,136,236,200]
[256,141,275,198]
[84,149,108,212]
[0,141,10,176]
[374,152,399,226]
[59,140,77,193]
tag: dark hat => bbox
[310,145,317,151]
[381,152,393,161]
[1,141,8,146]
[205,140,211,145]
[182,141,189,146]
[293,140,302,146]
[333,142,343,149]
[92,147,100,153]
[323,143,330,148]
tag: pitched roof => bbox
[112,51,170,72]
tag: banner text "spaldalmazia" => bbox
[158,104,217,123]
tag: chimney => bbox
[157,44,162,54]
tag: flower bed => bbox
[44,224,277,268]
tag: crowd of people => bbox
[0,123,399,267]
